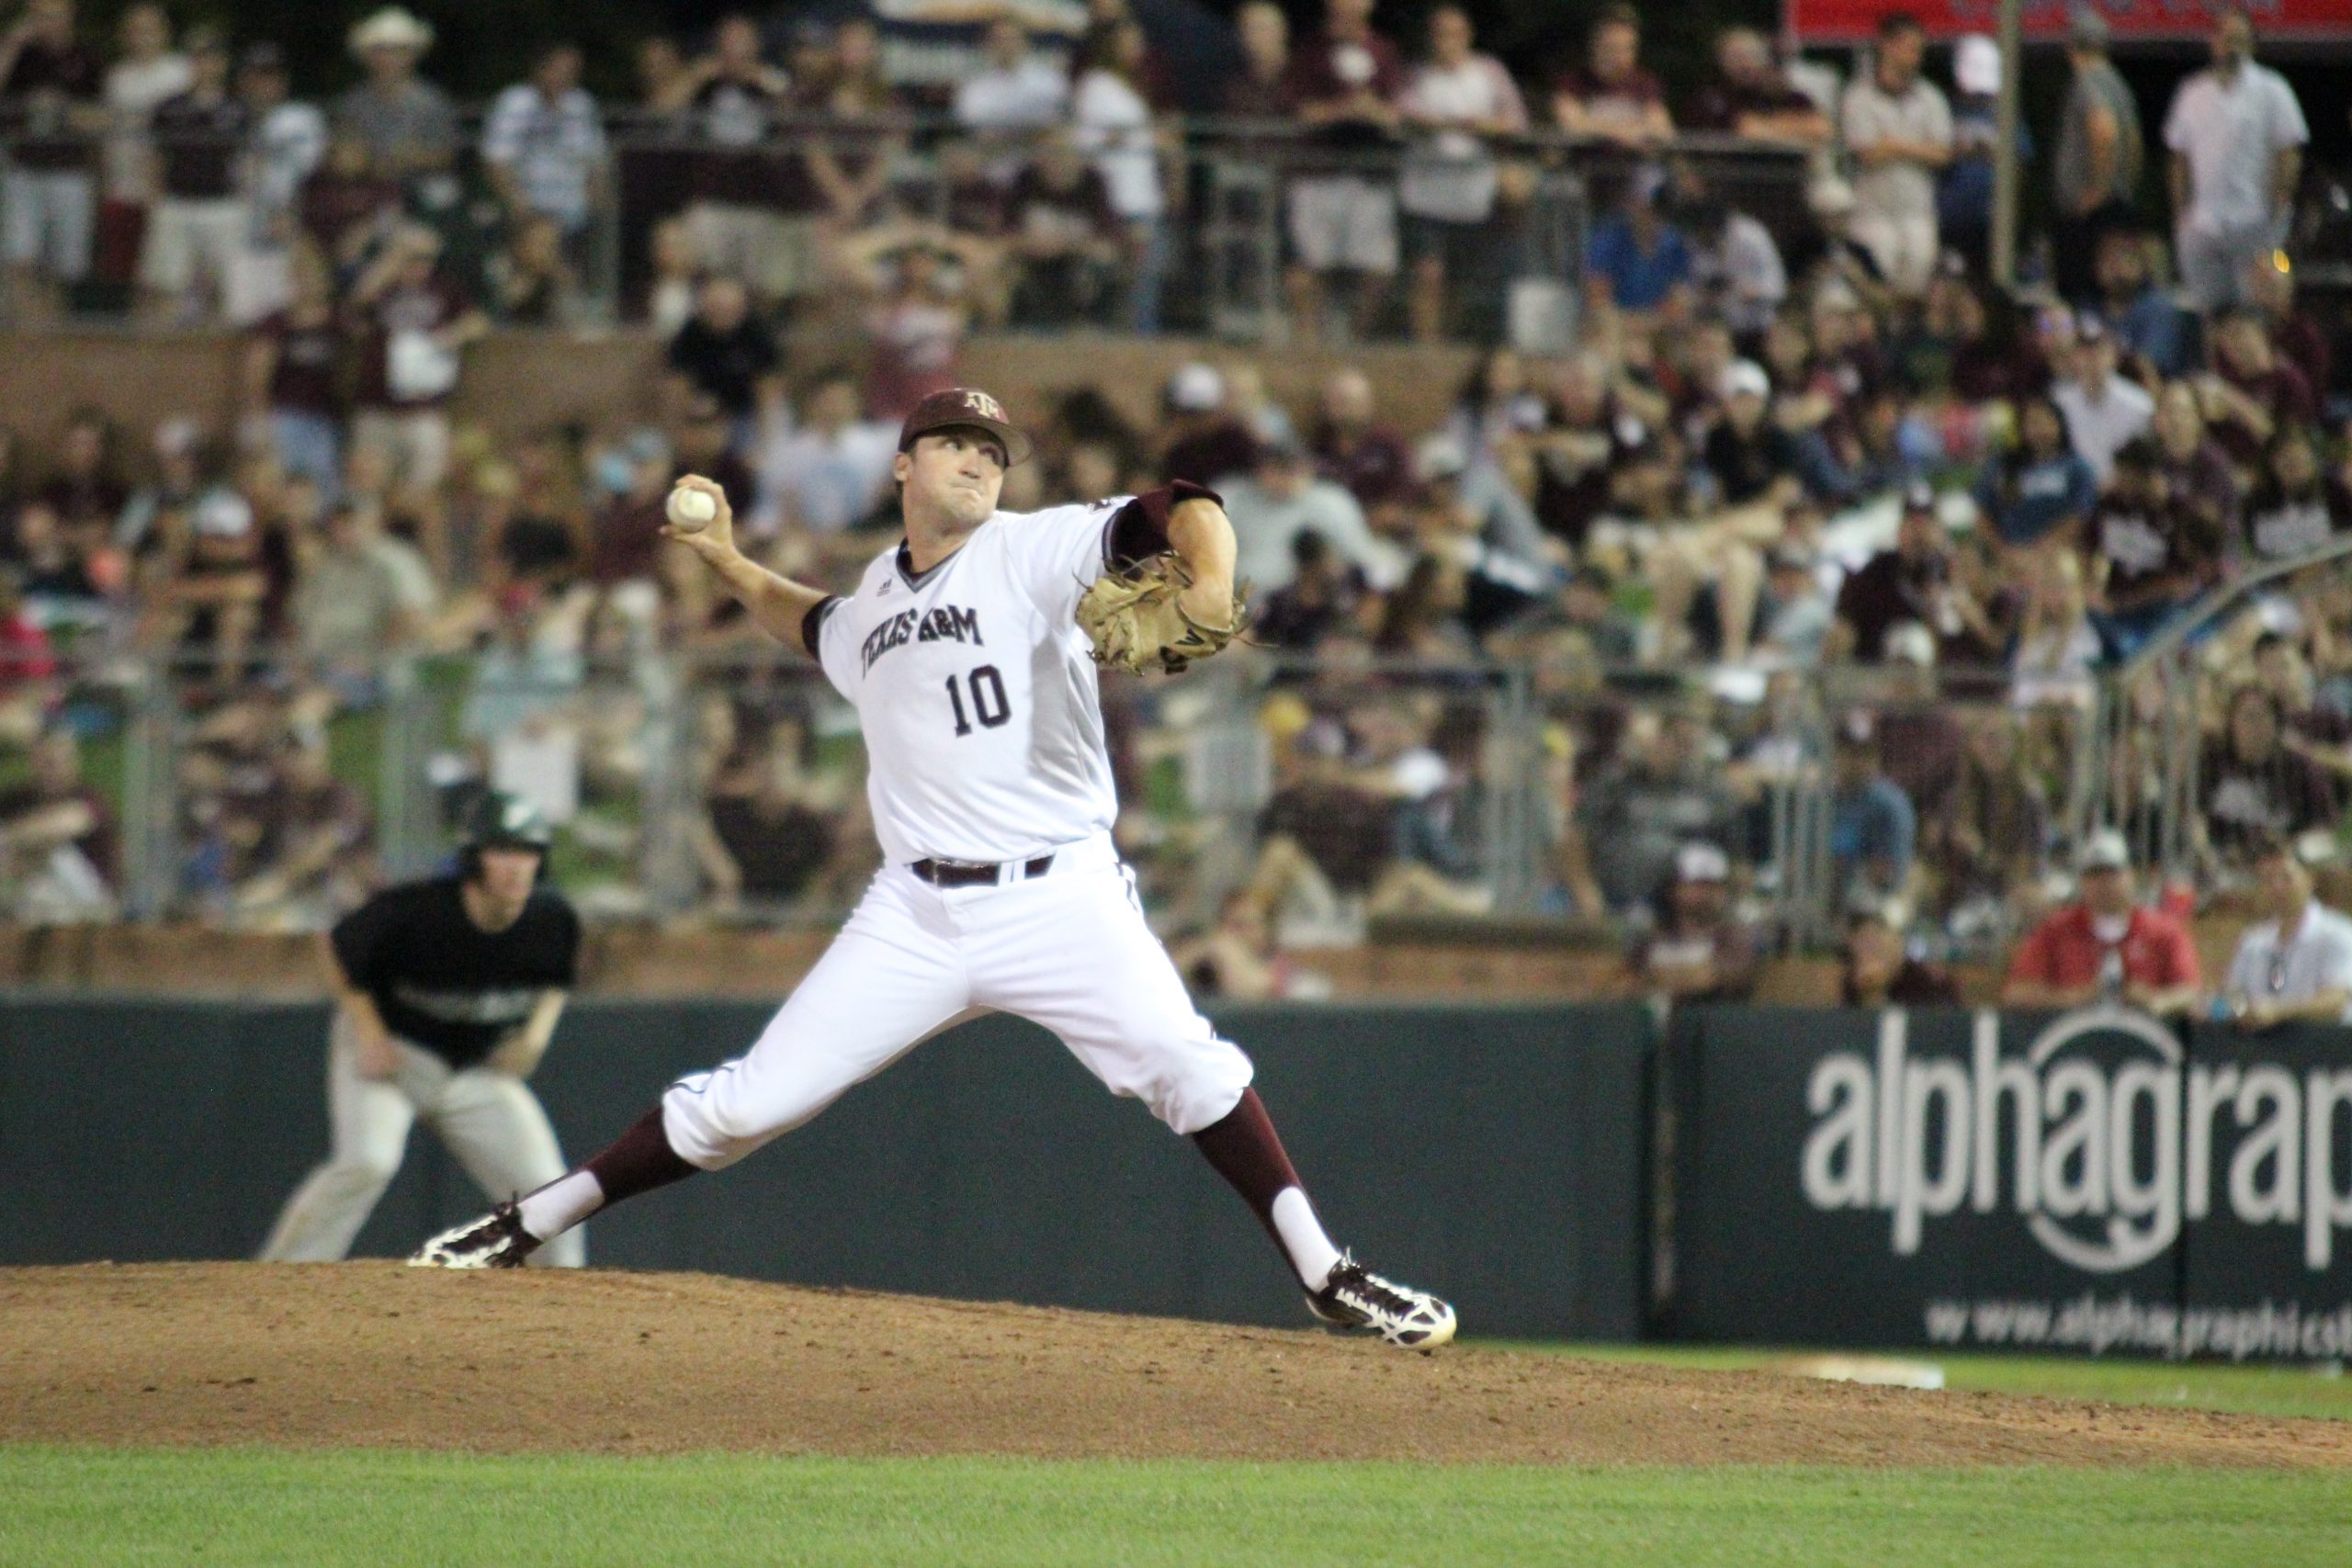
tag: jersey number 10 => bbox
[945,665,1010,737]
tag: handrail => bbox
[2120,534,2352,676]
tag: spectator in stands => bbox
[1553,6,1670,148]
[1282,0,1405,344]
[755,368,897,539]
[1623,840,1756,1003]
[1156,362,1257,488]
[2086,438,2219,660]
[954,14,1070,152]
[2052,319,2152,486]
[291,495,426,682]
[1005,131,1125,329]
[2085,228,2192,381]
[665,275,782,432]
[1976,395,2096,550]
[1582,705,1739,911]
[0,728,115,921]
[243,245,342,499]
[2002,829,2200,1013]
[1686,28,1831,145]
[1174,891,1326,1001]
[487,215,579,327]
[1229,434,1400,594]
[1071,18,1172,333]
[2242,424,2352,565]
[2203,307,2318,468]
[2221,832,2352,1027]
[1585,172,1691,321]
[38,407,124,537]
[1839,895,1960,1006]
[1828,709,1916,905]
[345,222,488,502]
[1252,528,1370,650]
[1309,367,1414,525]
[678,15,809,314]
[1937,708,2048,921]
[2164,8,2307,313]
[805,17,904,237]
[140,28,243,324]
[334,7,458,178]
[2152,379,2242,554]
[1683,197,1787,339]
[669,392,756,523]
[0,0,102,316]
[1839,12,1951,299]
[703,717,851,914]
[481,43,607,274]
[235,44,324,323]
[833,223,979,420]
[2246,253,2329,400]
[1396,5,1524,344]
[97,4,187,304]
[2201,683,2335,866]
[2051,13,2141,304]
[1225,0,1293,120]
[586,429,673,590]
[1756,544,1831,666]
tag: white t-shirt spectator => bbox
[102,50,192,203]
[1223,473,1408,592]
[2226,898,2352,1020]
[1071,70,1161,220]
[1691,210,1786,335]
[248,99,327,230]
[1398,53,1526,224]
[2164,62,2309,235]
[954,58,1069,133]
[2052,374,2154,485]
[1841,73,1951,220]
[754,419,899,536]
[481,81,607,233]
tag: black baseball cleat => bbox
[409,1201,540,1269]
[1305,1254,1457,1348]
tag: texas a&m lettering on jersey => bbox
[860,604,985,674]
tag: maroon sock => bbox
[1192,1087,1306,1248]
[584,1104,699,1205]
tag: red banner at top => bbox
[1787,0,2352,43]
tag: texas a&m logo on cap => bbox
[961,390,1006,423]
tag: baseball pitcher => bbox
[412,389,1454,1346]
[261,793,584,1267]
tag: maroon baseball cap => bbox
[897,387,1031,466]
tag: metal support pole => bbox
[1991,0,2023,287]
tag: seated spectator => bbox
[227,735,376,930]
[1584,175,1691,321]
[1281,0,1406,344]
[1409,434,1556,630]
[2008,547,2100,710]
[152,487,267,665]
[1684,28,1831,144]
[2200,684,2335,867]
[1937,709,2048,920]
[1757,544,1832,666]
[2245,252,2329,406]
[1156,363,1259,488]
[1173,891,1328,1001]
[2086,438,2220,660]
[1827,709,1916,905]
[1580,705,1739,911]
[0,728,116,921]
[754,370,897,539]
[703,719,847,912]
[1839,895,1961,1006]
[1874,626,1966,829]
[2084,227,2193,381]
[1553,6,1671,148]
[290,495,429,682]
[1004,133,1125,329]
[1309,367,1415,527]
[36,407,126,539]
[1396,5,1525,344]
[1683,198,1787,338]
[2001,829,2199,1014]
[487,214,580,327]
[345,223,489,502]
[2202,308,2319,469]
[1974,395,2096,550]
[1830,486,1956,663]
[334,7,458,177]
[2051,320,2152,486]
[2151,379,2242,554]
[1623,840,1757,1003]
[588,430,673,590]
[1252,528,1371,650]
[1701,359,1801,508]
[2241,424,2352,565]
[6,499,106,612]
[1945,280,2050,404]
[665,274,782,429]
[0,568,57,714]
[1223,442,1401,594]
[1070,18,1171,333]
[2221,832,2352,1028]
[669,392,756,523]
[480,43,606,263]
[1447,345,1548,461]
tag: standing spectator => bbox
[2086,438,2219,660]
[334,7,458,178]
[1839,896,1960,1006]
[1396,4,1525,344]
[1975,395,2097,550]
[96,4,187,302]
[1938,35,2013,277]
[2242,424,2352,565]
[1684,28,1831,145]
[1839,13,1951,299]
[2222,832,2352,1028]
[1282,0,1405,344]
[345,223,488,501]
[678,16,806,312]
[2052,320,2153,485]
[1225,0,1292,120]
[1624,840,1758,1004]
[664,275,783,431]
[2051,12,2142,304]
[953,13,1069,186]
[243,245,343,498]
[2001,829,2200,1013]
[1003,132,1125,329]
[1071,18,1171,333]
[0,0,102,315]
[1552,6,1671,149]
[1827,710,1917,905]
[481,44,607,276]
[234,45,326,325]
[2165,8,2307,312]
[141,28,245,323]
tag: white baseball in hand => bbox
[666,485,718,533]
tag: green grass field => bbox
[2,1448,2347,1568]
[8,1348,2348,1567]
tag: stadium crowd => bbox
[0,2,2346,1010]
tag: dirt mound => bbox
[3,1264,2346,1468]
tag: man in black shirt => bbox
[259,793,585,1266]
[664,274,783,428]
[141,28,247,321]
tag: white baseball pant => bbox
[661,830,1255,1170]
[260,1010,583,1266]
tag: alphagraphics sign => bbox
[1801,1006,2352,1273]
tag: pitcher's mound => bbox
[3,1264,2346,1468]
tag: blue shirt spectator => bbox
[2088,228,2196,379]
[1828,714,1916,902]
[1586,203,1691,313]
[1974,396,2098,547]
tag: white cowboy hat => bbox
[349,7,435,55]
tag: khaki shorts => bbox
[140,197,245,296]
[685,203,821,300]
[1286,175,1398,276]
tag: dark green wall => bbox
[0,999,1651,1340]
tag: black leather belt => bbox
[910,853,1056,888]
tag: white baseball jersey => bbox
[807,498,1138,865]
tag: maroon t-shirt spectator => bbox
[2160,439,2241,543]
[1836,550,1948,661]
[2213,360,2319,467]
[0,39,100,171]
[34,473,125,536]
[1950,339,2050,404]
[689,74,795,209]
[151,91,249,199]
[1162,420,1260,489]
[0,612,55,686]
[1005,164,1119,245]
[349,271,472,411]
[300,164,403,255]
[1683,75,1817,134]
[260,311,342,417]
[1312,424,1414,513]
[2090,493,2220,602]
[1555,68,1667,135]
[1283,28,1404,160]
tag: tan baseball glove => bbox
[1076,553,1249,675]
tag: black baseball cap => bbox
[897,388,1031,466]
